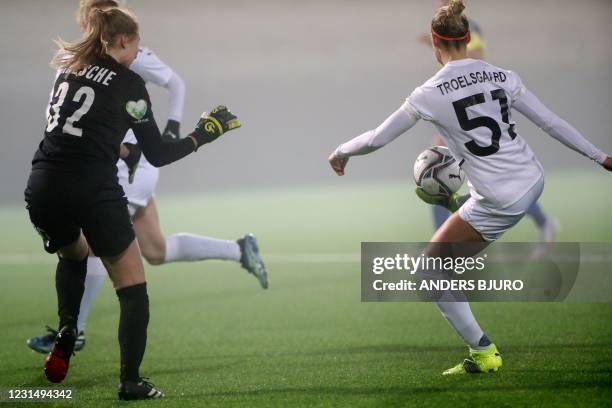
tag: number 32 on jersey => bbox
[46,82,95,137]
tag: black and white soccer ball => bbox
[413,146,465,197]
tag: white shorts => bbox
[116,156,160,218]
[459,176,544,242]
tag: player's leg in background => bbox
[433,205,451,229]
[133,198,268,288]
[430,135,452,230]
[526,201,559,254]
[71,256,106,349]
[133,198,241,265]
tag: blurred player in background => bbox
[27,0,268,356]
[418,0,558,250]
[329,0,611,375]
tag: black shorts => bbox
[24,168,135,257]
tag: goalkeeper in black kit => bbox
[25,7,240,400]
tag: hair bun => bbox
[448,0,466,16]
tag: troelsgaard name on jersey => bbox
[437,70,507,96]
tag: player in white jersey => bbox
[26,0,268,355]
[329,0,611,375]
[418,0,558,250]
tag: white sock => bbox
[163,233,241,263]
[77,257,107,333]
[436,301,485,349]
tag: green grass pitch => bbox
[0,171,611,407]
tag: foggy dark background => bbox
[1,0,611,205]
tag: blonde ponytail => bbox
[52,7,138,73]
[76,0,120,30]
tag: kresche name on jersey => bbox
[436,70,507,96]
[69,65,118,86]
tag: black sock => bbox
[116,282,149,382]
[478,334,492,348]
[55,256,87,330]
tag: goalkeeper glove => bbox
[189,105,241,150]
[415,187,464,212]
[162,119,181,142]
[121,142,141,184]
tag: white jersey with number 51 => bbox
[406,59,541,208]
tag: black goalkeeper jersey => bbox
[33,54,193,175]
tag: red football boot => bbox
[43,326,76,383]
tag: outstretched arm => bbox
[161,73,186,141]
[132,114,195,167]
[329,103,420,175]
[132,105,241,168]
[165,72,186,123]
[513,89,612,170]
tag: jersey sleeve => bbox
[405,86,434,121]
[129,47,174,87]
[513,89,607,164]
[125,79,194,166]
[334,103,420,158]
[503,70,527,104]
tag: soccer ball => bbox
[413,146,464,197]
